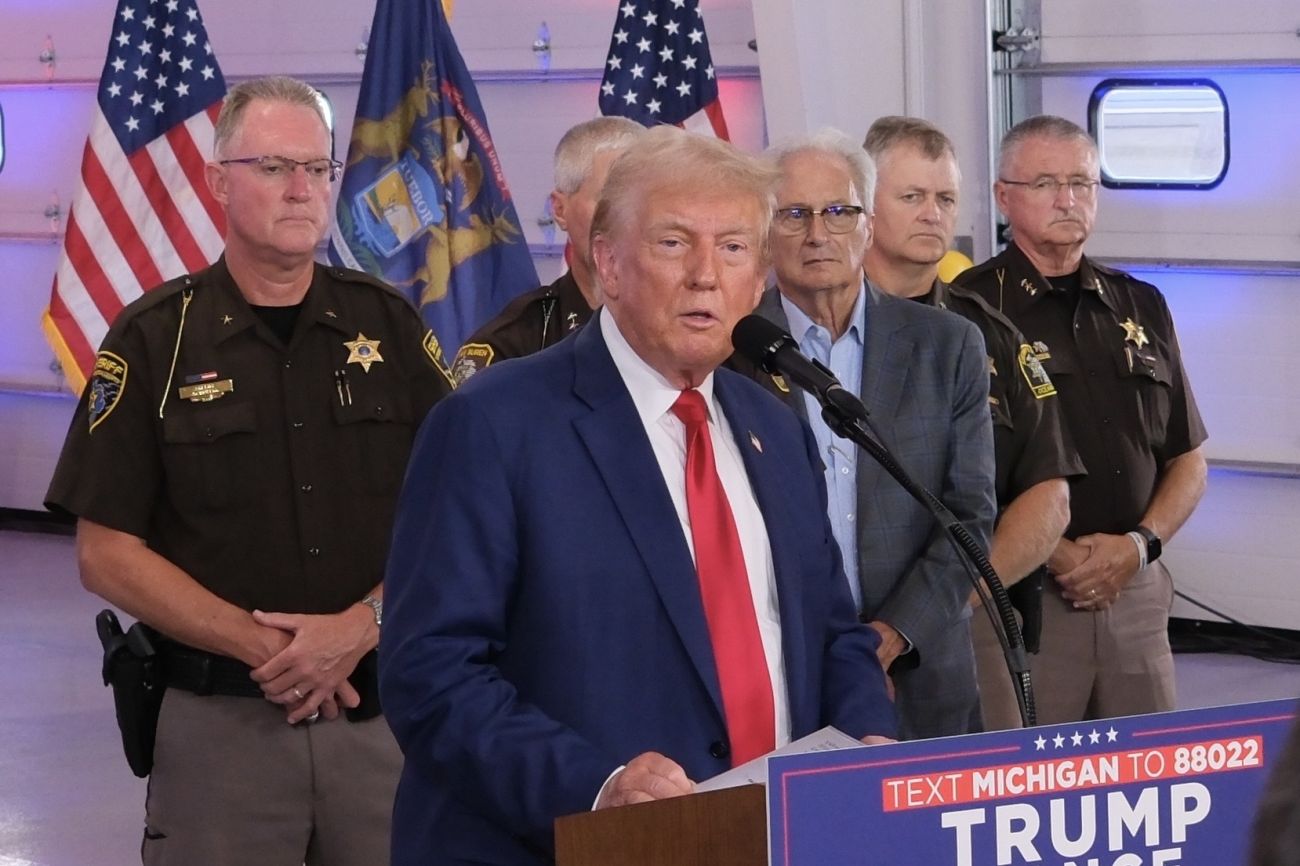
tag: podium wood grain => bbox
[554,784,767,866]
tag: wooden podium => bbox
[554,784,767,866]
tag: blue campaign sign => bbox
[769,699,1297,866]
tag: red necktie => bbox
[671,389,775,766]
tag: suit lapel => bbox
[570,318,726,725]
[715,374,810,730]
[860,284,914,425]
[752,288,808,420]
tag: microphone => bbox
[731,315,869,424]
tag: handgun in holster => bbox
[1007,566,1045,654]
[96,609,165,778]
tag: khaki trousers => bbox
[1029,561,1177,725]
[972,606,1027,731]
[142,689,402,866]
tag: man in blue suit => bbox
[742,129,996,740]
[379,126,896,866]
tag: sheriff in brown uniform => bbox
[955,115,1208,725]
[451,117,643,384]
[46,77,451,866]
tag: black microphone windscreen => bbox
[731,314,789,365]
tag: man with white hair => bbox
[450,116,643,383]
[740,127,996,739]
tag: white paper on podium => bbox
[694,726,865,793]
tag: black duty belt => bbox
[158,642,264,698]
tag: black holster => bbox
[96,610,164,778]
[1008,566,1045,654]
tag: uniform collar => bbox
[209,258,355,347]
[1002,242,1119,314]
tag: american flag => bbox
[42,0,227,393]
[598,0,730,139]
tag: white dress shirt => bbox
[600,309,792,749]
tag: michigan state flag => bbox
[329,0,538,358]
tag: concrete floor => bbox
[2,527,1298,865]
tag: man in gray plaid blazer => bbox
[741,129,996,739]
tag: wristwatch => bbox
[360,594,383,628]
[1134,525,1162,564]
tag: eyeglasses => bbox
[219,155,344,183]
[773,205,866,235]
[998,177,1100,198]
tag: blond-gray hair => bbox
[213,76,329,157]
[592,125,777,261]
[553,117,645,194]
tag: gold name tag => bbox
[178,379,234,402]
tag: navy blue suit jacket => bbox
[379,313,896,865]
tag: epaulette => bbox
[109,271,202,330]
[327,265,410,301]
[951,255,1003,285]
[947,283,1020,337]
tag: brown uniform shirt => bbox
[46,257,453,615]
[922,280,1085,508]
[450,271,592,385]
[954,243,1207,537]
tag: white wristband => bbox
[1126,531,1148,571]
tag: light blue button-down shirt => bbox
[779,285,867,610]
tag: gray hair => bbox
[553,117,645,194]
[592,125,778,264]
[213,76,328,158]
[997,115,1097,178]
[766,127,877,211]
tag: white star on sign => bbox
[1071,731,1083,747]
[1089,729,1101,745]
[1106,727,1118,743]
[1034,735,1047,751]
[1052,733,1065,748]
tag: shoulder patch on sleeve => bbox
[1017,343,1057,399]
[451,342,495,387]
[421,329,455,387]
[88,351,129,433]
